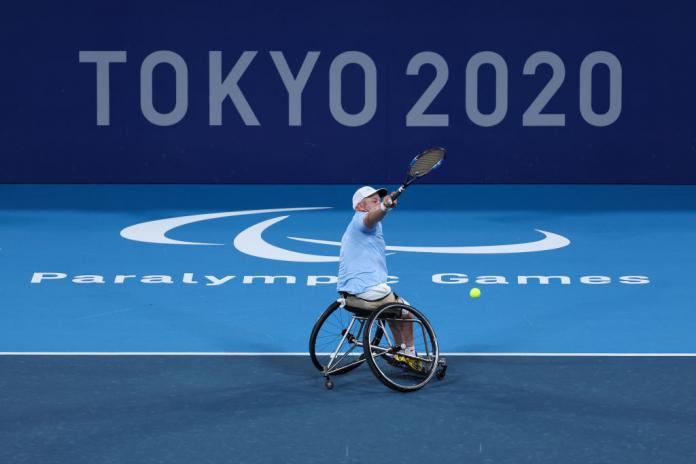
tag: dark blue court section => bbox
[1,356,695,464]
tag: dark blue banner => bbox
[1,1,695,183]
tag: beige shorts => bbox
[344,291,399,311]
[343,292,410,316]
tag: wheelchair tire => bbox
[362,302,440,392]
[309,301,383,376]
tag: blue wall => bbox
[1,1,695,183]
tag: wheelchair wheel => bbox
[309,301,383,377]
[362,302,439,392]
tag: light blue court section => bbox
[0,185,694,353]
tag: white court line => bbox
[1,352,696,357]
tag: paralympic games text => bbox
[30,273,649,286]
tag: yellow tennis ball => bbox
[469,287,481,299]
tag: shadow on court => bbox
[1,356,695,464]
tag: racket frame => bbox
[390,147,446,201]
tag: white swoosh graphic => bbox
[288,229,570,254]
[120,207,332,245]
[234,216,339,262]
[122,208,571,259]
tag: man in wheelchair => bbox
[336,186,426,374]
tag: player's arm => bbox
[363,193,397,229]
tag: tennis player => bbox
[337,186,424,373]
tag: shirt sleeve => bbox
[352,211,375,233]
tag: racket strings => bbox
[409,149,445,177]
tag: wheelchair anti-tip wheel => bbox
[362,302,441,392]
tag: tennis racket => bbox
[390,146,446,201]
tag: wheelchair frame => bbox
[309,299,447,392]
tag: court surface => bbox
[1,184,695,463]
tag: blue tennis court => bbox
[1,185,696,463]
[1,185,694,354]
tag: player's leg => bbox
[395,295,415,352]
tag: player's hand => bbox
[384,193,398,209]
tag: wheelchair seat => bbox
[342,305,374,318]
[339,292,404,319]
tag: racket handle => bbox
[390,186,406,201]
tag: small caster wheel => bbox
[324,379,334,390]
[436,369,446,380]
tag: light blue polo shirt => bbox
[337,211,388,295]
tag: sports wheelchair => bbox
[309,296,447,392]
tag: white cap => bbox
[352,186,388,210]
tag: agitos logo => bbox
[118,207,572,262]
